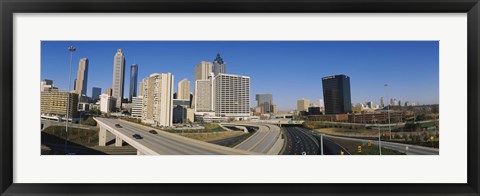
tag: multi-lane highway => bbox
[282,127,348,155]
[323,134,439,155]
[95,118,254,155]
[282,127,320,155]
[228,123,282,154]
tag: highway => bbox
[226,123,282,154]
[95,118,254,155]
[323,134,439,155]
[282,127,319,155]
[282,127,349,155]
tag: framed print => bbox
[1,0,479,195]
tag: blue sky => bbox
[41,41,439,111]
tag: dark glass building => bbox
[129,64,138,102]
[91,87,102,101]
[255,94,273,113]
[322,75,352,114]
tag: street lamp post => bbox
[65,46,76,154]
[384,84,392,140]
[374,117,382,155]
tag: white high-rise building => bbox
[194,74,215,112]
[141,73,174,127]
[131,96,143,118]
[214,73,250,117]
[100,94,116,114]
[177,79,191,100]
[75,58,89,97]
[111,49,125,110]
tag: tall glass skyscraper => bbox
[212,53,226,76]
[111,49,125,109]
[322,74,352,114]
[129,64,138,102]
[91,87,102,100]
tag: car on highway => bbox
[115,124,122,128]
[149,130,158,134]
[132,134,143,139]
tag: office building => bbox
[173,99,191,108]
[308,106,322,115]
[173,105,195,124]
[40,79,58,92]
[106,88,112,96]
[194,61,213,82]
[129,64,138,102]
[297,99,310,112]
[214,73,250,117]
[41,91,78,117]
[322,74,352,114]
[271,104,278,114]
[111,49,125,109]
[212,53,226,76]
[194,75,214,112]
[256,94,273,114]
[91,87,101,101]
[141,73,174,127]
[100,94,116,114]
[177,78,191,100]
[380,97,385,108]
[75,58,89,96]
[131,96,143,118]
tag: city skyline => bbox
[41,41,439,111]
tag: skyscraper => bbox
[322,74,352,114]
[256,94,273,114]
[214,73,250,117]
[193,61,213,109]
[129,64,138,102]
[140,73,174,127]
[91,87,101,100]
[194,75,214,112]
[74,58,89,97]
[177,79,191,100]
[111,49,125,109]
[297,99,310,112]
[380,97,385,107]
[212,53,226,76]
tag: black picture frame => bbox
[1,0,479,195]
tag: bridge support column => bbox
[99,127,107,146]
[115,135,123,147]
[137,150,144,155]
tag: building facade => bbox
[214,73,250,117]
[111,49,125,109]
[74,58,89,97]
[41,91,78,117]
[41,79,58,92]
[131,96,143,118]
[256,94,273,114]
[194,77,214,112]
[297,99,310,112]
[322,74,352,114]
[141,73,174,127]
[129,64,138,102]
[177,78,191,100]
[100,94,116,114]
[91,87,101,101]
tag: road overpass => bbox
[94,118,255,155]
[41,119,99,131]
[222,123,284,155]
[322,134,439,155]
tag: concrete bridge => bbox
[94,117,255,155]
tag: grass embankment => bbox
[41,126,106,155]
[165,124,246,142]
[327,137,405,155]
[43,126,98,146]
